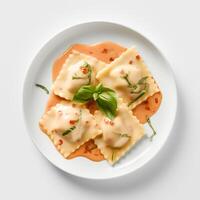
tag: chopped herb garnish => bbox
[111,151,115,161]
[147,118,157,140]
[62,109,82,136]
[123,73,132,87]
[86,63,92,84]
[62,126,76,136]
[122,74,149,107]
[128,90,146,107]
[120,134,131,138]
[116,133,131,138]
[138,76,148,84]
[72,76,85,80]
[72,62,92,85]
[35,83,49,94]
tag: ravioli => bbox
[96,48,160,109]
[39,101,101,158]
[94,102,144,165]
[53,50,106,100]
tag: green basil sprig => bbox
[73,84,117,119]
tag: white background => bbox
[0,0,199,199]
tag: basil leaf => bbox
[96,91,117,119]
[93,93,99,101]
[73,83,118,119]
[73,85,95,103]
[101,87,115,93]
[95,83,104,93]
[93,84,115,101]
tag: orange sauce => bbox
[45,41,162,162]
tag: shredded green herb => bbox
[72,62,92,85]
[138,76,148,84]
[111,151,115,161]
[123,74,132,87]
[62,126,76,136]
[117,133,131,138]
[35,83,49,94]
[147,118,157,140]
[62,110,82,136]
[122,74,149,107]
[128,90,146,107]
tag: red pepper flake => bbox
[104,118,114,125]
[89,51,93,54]
[58,139,63,145]
[102,48,108,54]
[110,121,114,126]
[145,106,150,111]
[85,143,97,152]
[81,66,88,74]
[69,119,78,125]
[85,120,89,124]
[104,118,110,124]
[72,103,76,107]
[136,55,141,60]
[109,57,114,62]
[155,98,158,104]
[120,69,125,75]
[129,60,133,64]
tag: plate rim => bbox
[22,21,178,180]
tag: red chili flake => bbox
[136,55,141,60]
[81,66,88,74]
[69,119,78,125]
[145,106,150,111]
[109,57,114,62]
[110,121,114,126]
[85,143,96,152]
[104,118,114,125]
[58,139,63,145]
[85,121,89,124]
[120,69,125,75]
[75,112,79,116]
[102,48,108,54]
[89,51,93,54]
[155,98,158,104]
[72,103,76,107]
[104,118,110,124]
[129,60,133,64]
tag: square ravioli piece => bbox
[94,102,144,165]
[96,47,160,109]
[39,101,101,158]
[52,50,106,100]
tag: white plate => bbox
[23,21,177,180]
